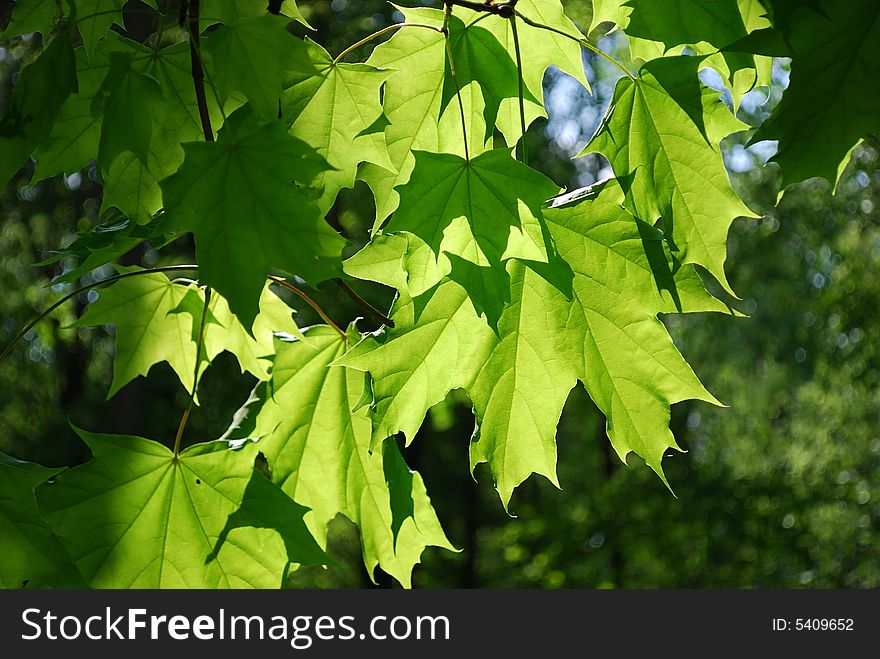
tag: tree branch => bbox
[184,0,215,141]
[445,0,518,19]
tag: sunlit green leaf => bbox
[584,56,753,294]
[249,327,454,587]
[282,39,392,214]
[342,180,728,505]
[38,430,327,588]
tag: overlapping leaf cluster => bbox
[0,0,874,588]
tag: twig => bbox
[335,279,394,328]
[172,287,211,457]
[184,0,215,141]
[0,265,199,365]
[267,276,348,341]
[445,0,518,18]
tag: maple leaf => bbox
[592,0,772,108]
[454,0,591,143]
[281,39,393,214]
[202,0,310,27]
[246,327,454,587]
[0,33,76,188]
[76,0,126,56]
[34,35,226,224]
[0,453,85,588]
[733,0,880,187]
[0,0,62,40]
[92,51,164,174]
[358,7,450,225]
[33,36,129,183]
[72,271,204,398]
[584,55,753,295]
[74,271,300,396]
[38,430,327,588]
[203,14,316,119]
[159,110,344,328]
[382,148,563,325]
[342,181,729,506]
[441,14,541,145]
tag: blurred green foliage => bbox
[0,0,877,588]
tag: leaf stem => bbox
[444,3,470,161]
[184,0,215,142]
[334,279,394,328]
[0,266,360,363]
[0,265,199,365]
[172,286,211,457]
[513,9,636,81]
[509,13,528,165]
[267,276,347,341]
[333,23,446,63]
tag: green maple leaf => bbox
[734,0,880,187]
[382,148,561,322]
[99,39,227,223]
[72,271,210,398]
[358,8,450,225]
[592,0,765,43]
[203,284,303,381]
[76,0,125,56]
[358,7,525,226]
[281,40,393,214]
[32,37,125,182]
[0,453,85,588]
[203,14,315,119]
[38,430,327,588]
[388,148,557,262]
[74,271,301,396]
[34,214,163,285]
[592,1,771,107]
[159,111,344,328]
[0,0,63,40]
[583,55,753,295]
[624,0,758,50]
[342,180,729,506]
[442,13,540,145]
[455,0,591,142]
[248,327,453,587]
[33,35,225,224]
[0,33,76,187]
[92,51,164,173]
[590,0,630,32]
